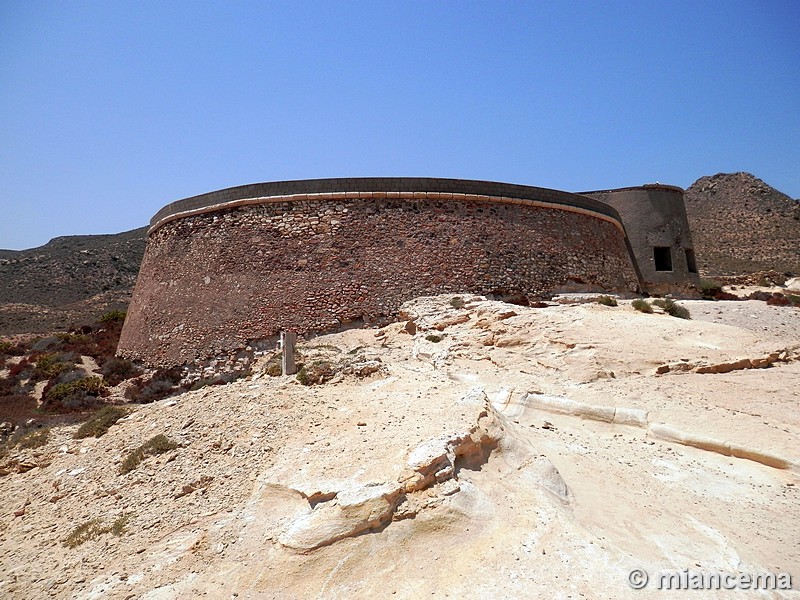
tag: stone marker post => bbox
[281,331,297,376]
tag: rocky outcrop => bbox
[274,388,569,552]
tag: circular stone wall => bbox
[118,178,642,366]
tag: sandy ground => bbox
[0,295,798,599]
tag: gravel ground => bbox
[681,298,800,343]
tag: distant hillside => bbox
[684,172,800,276]
[0,227,147,334]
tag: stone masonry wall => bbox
[119,194,640,367]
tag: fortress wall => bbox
[119,190,640,366]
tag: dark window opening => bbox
[685,248,698,274]
[653,246,673,272]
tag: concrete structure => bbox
[584,184,699,294]
[118,177,698,367]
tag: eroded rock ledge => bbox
[275,388,569,551]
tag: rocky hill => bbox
[0,228,147,334]
[684,172,800,277]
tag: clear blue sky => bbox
[1,1,798,250]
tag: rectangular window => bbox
[654,246,673,272]
[685,248,698,273]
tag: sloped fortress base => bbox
[119,178,652,366]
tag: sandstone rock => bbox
[278,483,404,551]
[696,358,753,374]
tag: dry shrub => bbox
[596,295,618,307]
[64,513,131,548]
[13,427,50,449]
[652,298,691,320]
[120,434,179,474]
[296,360,335,386]
[44,376,108,410]
[101,358,141,386]
[74,405,128,439]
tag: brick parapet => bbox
[150,178,625,231]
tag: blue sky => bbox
[1,1,798,250]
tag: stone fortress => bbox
[118,177,699,367]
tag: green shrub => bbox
[74,405,128,439]
[596,295,618,307]
[14,427,50,449]
[120,434,179,474]
[64,513,131,548]
[45,376,107,405]
[0,341,25,356]
[698,279,723,299]
[99,310,127,324]
[652,298,691,319]
[449,297,465,309]
[55,332,90,345]
[425,334,443,343]
[631,299,653,313]
[33,353,77,380]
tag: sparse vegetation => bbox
[124,367,185,403]
[64,513,131,548]
[698,279,723,299]
[14,427,50,449]
[652,298,691,320]
[55,332,90,345]
[263,356,282,377]
[101,357,141,386]
[425,334,443,343]
[596,295,618,307]
[296,360,335,386]
[74,405,128,439]
[120,434,179,474]
[99,310,127,324]
[449,296,465,309]
[305,344,341,353]
[189,377,216,391]
[0,341,25,356]
[189,369,251,391]
[631,299,653,313]
[45,376,107,407]
[32,352,77,380]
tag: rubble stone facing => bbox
[119,188,640,367]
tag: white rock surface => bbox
[1,295,798,599]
